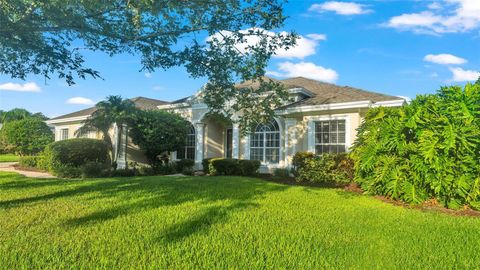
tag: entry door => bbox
[225,128,233,158]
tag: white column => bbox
[307,120,315,153]
[243,135,250,160]
[232,123,240,159]
[284,119,298,167]
[195,122,205,168]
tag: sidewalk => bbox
[0,162,56,178]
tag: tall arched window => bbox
[177,124,195,160]
[250,119,280,163]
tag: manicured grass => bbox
[0,172,479,269]
[0,154,19,162]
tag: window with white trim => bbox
[177,124,195,160]
[60,128,69,140]
[314,120,346,154]
[250,119,280,163]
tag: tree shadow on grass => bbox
[1,175,289,241]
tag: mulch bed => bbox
[12,164,48,173]
[260,175,480,217]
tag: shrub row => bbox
[203,158,260,176]
[292,152,354,185]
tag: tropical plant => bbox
[129,110,189,170]
[76,95,137,165]
[0,118,53,156]
[351,83,480,209]
[1,1,296,130]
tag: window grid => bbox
[60,128,69,140]
[177,125,195,160]
[314,120,346,154]
[250,120,280,164]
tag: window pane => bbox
[338,121,346,132]
[186,147,195,160]
[338,132,346,143]
[265,148,279,163]
[330,121,337,132]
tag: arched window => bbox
[250,119,280,163]
[177,124,195,160]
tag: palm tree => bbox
[75,95,137,166]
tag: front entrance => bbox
[225,128,233,158]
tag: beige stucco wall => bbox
[52,121,101,141]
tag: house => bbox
[46,77,405,172]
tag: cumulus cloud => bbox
[385,0,480,34]
[207,28,326,59]
[144,72,152,78]
[266,61,338,83]
[66,97,95,105]
[0,82,41,92]
[309,1,372,15]
[449,67,480,82]
[424,54,467,65]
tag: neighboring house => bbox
[46,97,169,169]
[46,77,405,172]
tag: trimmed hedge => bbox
[175,159,195,172]
[293,152,354,184]
[203,158,260,176]
[43,138,109,170]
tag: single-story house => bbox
[46,77,405,172]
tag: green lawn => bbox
[0,154,19,162]
[0,172,479,269]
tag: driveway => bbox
[0,162,55,178]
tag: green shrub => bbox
[54,165,82,178]
[18,156,40,168]
[238,160,261,176]
[292,152,315,176]
[210,158,241,175]
[181,166,194,176]
[351,83,480,209]
[111,169,136,177]
[43,138,109,170]
[273,168,290,178]
[296,154,352,184]
[202,158,213,174]
[175,159,195,172]
[137,166,155,176]
[206,158,260,176]
[81,162,107,178]
[154,163,177,175]
[0,118,53,155]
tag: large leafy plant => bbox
[351,83,480,209]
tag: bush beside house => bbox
[204,158,261,176]
[351,83,480,209]
[292,152,354,185]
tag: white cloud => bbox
[66,97,95,105]
[305,33,327,41]
[144,72,152,78]
[385,0,480,34]
[266,61,338,83]
[207,28,326,59]
[428,2,442,10]
[152,85,163,91]
[309,1,372,15]
[449,67,480,82]
[424,54,467,65]
[0,82,41,92]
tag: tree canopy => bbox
[0,108,48,123]
[0,118,54,155]
[129,110,189,169]
[1,1,296,130]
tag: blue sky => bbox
[1,0,479,117]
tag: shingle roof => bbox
[237,76,403,108]
[49,97,169,121]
